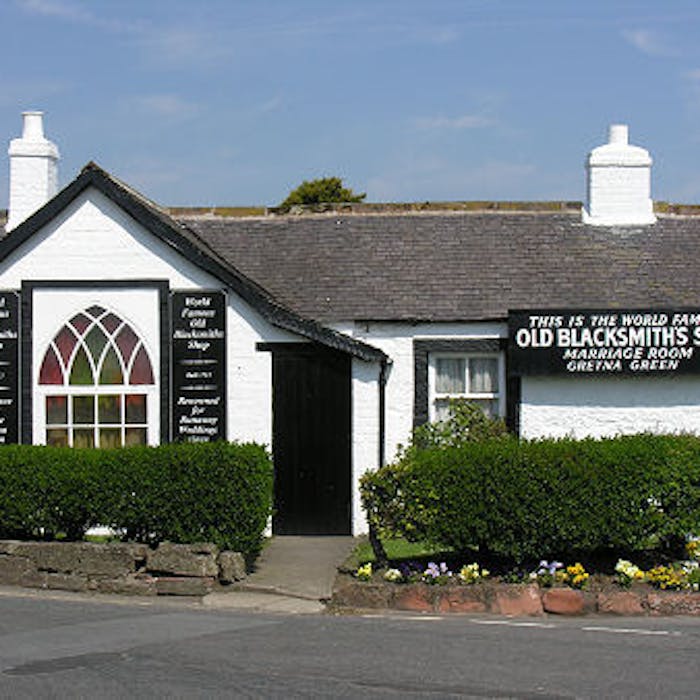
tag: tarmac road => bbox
[0,588,698,698]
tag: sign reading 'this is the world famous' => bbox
[171,291,226,441]
[509,309,700,375]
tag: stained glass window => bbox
[40,306,154,448]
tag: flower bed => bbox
[332,545,700,616]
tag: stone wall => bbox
[0,540,246,596]
[332,577,700,616]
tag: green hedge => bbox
[0,442,273,559]
[361,434,700,563]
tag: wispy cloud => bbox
[0,79,69,108]
[622,28,677,57]
[367,158,536,202]
[133,94,200,120]
[17,0,143,33]
[135,25,234,69]
[414,114,495,130]
[255,96,285,115]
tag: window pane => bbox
[125,394,146,424]
[86,305,106,318]
[99,428,121,448]
[73,429,94,448]
[435,358,465,393]
[46,396,67,424]
[129,346,154,385]
[73,396,94,424]
[39,346,64,385]
[469,358,498,393]
[115,325,138,365]
[101,313,122,334]
[99,347,124,385]
[85,325,108,364]
[434,399,452,422]
[69,346,94,385]
[125,428,147,446]
[98,395,121,424]
[54,326,77,366]
[470,398,499,418]
[69,313,91,335]
[46,428,68,447]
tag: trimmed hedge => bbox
[0,442,273,559]
[361,434,700,563]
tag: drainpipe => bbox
[378,357,390,467]
[369,357,391,567]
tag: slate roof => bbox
[183,211,700,323]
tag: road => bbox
[0,588,697,698]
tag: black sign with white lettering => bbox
[171,291,226,441]
[509,309,700,376]
[0,292,19,444]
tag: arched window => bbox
[39,305,155,447]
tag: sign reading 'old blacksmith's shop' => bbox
[509,309,700,376]
[171,291,226,441]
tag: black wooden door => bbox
[272,346,351,535]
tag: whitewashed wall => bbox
[0,187,300,451]
[521,375,700,439]
[337,321,507,465]
[351,358,381,533]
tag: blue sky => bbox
[3,0,700,207]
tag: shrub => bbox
[362,433,700,564]
[0,446,100,540]
[0,442,273,559]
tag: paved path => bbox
[232,536,356,601]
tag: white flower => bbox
[384,568,403,583]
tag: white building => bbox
[3,113,700,535]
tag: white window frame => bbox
[33,289,160,446]
[427,352,505,422]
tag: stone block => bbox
[437,586,488,614]
[331,581,393,610]
[0,541,22,555]
[96,577,157,596]
[492,584,543,616]
[45,572,89,592]
[218,551,246,583]
[597,591,645,615]
[155,576,215,596]
[542,588,585,615]
[11,542,147,577]
[0,554,36,585]
[646,592,700,616]
[393,584,436,613]
[148,542,219,578]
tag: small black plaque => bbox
[171,291,226,441]
[509,308,700,376]
[0,292,20,444]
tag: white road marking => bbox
[581,626,680,637]
[469,619,681,636]
[470,619,557,628]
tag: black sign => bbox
[509,309,700,376]
[171,291,226,441]
[0,292,19,444]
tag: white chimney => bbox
[582,124,655,226]
[6,111,60,231]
